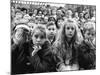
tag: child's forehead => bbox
[33,30,45,35]
[65,22,76,27]
[86,29,95,33]
[48,25,56,28]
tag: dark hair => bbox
[46,22,56,28]
[55,17,64,29]
[48,17,56,22]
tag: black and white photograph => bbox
[10,0,96,74]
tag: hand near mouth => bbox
[32,45,41,56]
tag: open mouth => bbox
[68,34,73,37]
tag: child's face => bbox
[15,28,24,42]
[52,10,56,15]
[28,22,34,30]
[34,9,37,14]
[84,30,95,41]
[46,25,57,37]
[57,10,62,15]
[15,12,22,18]
[65,23,75,39]
[75,12,78,17]
[44,17,48,22]
[57,19,64,28]
[66,10,72,17]
[32,30,46,46]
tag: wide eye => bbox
[87,33,90,36]
[52,28,55,31]
[71,27,74,30]
[40,35,45,39]
[35,35,38,38]
[48,28,51,31]
[91,33,94,36]
[67,27,70,30]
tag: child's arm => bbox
[29,48,56,72]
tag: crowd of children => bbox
[11,2,96,74]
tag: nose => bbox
[50,30,54,33]
[69,29,72,33]
[37,37,41,42]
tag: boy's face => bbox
[46,25,57,37]
[84,30,95,41]
[32,30,46,46]
[15,28,24,42]
[65,23,75,39]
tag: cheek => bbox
[41,39,45,43]
[72,30,75,34]
[32,36,36,43]
[65,28,69,33]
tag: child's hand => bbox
[85,39,95,49]
[32,45,41,56]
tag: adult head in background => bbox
[15,11,23,19]
[65,9,73,19]
[56,7,65,17]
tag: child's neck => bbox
[66,38,72,45]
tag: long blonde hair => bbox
[53,19,83,61]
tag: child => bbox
[78,21,96,70]
[11,24,31,74]
[56,18,64,30]
[27,25,57,73]
[11,24,30,45]
[46,22,57,45]
[53,19,82,71]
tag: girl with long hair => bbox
[53,19,83,71]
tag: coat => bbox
[27,41,57,73]
[11,41,33,74]
[78,40,96,70]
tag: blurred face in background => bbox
[43,10,48,15]
[66,10,73,18]
[38,11,42,16]
[52,9,57,15]
[28,22,35,31]
[74,12,79,18]
[44,17,48,23]
[79,13,84,18]
[92,10,96,17]
[15,12,23,19]
[57,10,63,16]
[34,9,37,15]
[57,19,64,29]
